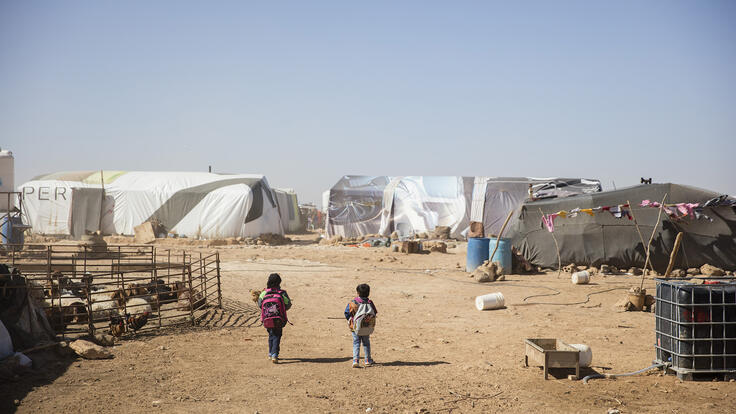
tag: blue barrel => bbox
[466,237,490,272]
[488,238,512,273]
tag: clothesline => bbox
[538,196,733,233]
[540,204,632,233]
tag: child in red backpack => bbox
[258,273,292,363]
[345,283,377,368]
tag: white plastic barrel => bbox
[569,343,592,367]
[571,270,590,285]
[475,292,505,310]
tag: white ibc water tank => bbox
[0,149,14,211]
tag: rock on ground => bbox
[700,264,725,276]
[69,339,113,360]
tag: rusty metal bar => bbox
[216,252,222,309]
[186,264,195,325]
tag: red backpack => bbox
[260,288,287,328]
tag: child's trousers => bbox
[351,332,372,362]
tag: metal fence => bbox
[2,244,222,339]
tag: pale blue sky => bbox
[1,1,734,207]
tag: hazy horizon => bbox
[2,1,734,207]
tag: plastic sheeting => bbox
[512,183,736,270]
[379,176,474,239]
[272,188,302,233]
[326,176,389,238]
[325,175,600,239]
[20,171,283,239]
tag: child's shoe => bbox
[352,359,360,368]
[271,356,279,364]
[364,360,374,367]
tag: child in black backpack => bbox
[344,283,377,368]
[258,273,292,364]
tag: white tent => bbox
[20,171,284,239]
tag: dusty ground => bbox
[3,234,735,413]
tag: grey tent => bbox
[512,183,736,271]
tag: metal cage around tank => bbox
[654,278,736,380]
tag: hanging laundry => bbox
[541,213,559,232]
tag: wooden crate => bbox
[524,338,580,380]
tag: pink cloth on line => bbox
[541,213,558,232]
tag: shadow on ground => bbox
[0,349,76,414]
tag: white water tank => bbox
[0,149,14,211]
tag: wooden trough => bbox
[524,338,580,380]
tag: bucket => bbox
[466,237,490,272]
[488,238,512,273]
[569,343,592,367]
[475,292,505,310]
[571,271,590,285]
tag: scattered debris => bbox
[563,263,578,273]
[473,260,504,283]
[700,264,725,276]
[432,226,451,240]
[398,241,421,254]
[134,222,157,244]
[670,269,687,278]
[69,339,113,359]
[92,334,116,347]
[422,241,447,253]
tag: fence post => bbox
[216,252,222,309]
[84,274,95,335]
[186,264,195,326]
[153,248,161,328]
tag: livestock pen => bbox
[1,244,222,339]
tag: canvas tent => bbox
[325,176,601,239]
[20,171,283,239]
[272,188,302,233]
[512,183,736,271]
[470,177,601,237]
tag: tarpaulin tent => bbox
[326,176,389,238]
[272,188,302,233]
[20,171,283,239]
[325,176,601,239]
[470,177,601,237]
[512,183,736,271]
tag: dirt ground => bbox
[3,234,735,413]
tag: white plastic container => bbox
[475,292,505,310]
[571,270,590,285]
[569,343,593,367]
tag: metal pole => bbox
[84,273,95,335]
[216,252,222,309]
[186,264,195,325]
[153,248,161,328]
[98,170,105,233]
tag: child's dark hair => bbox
[267,273,282,289]
[356,283,370,297]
